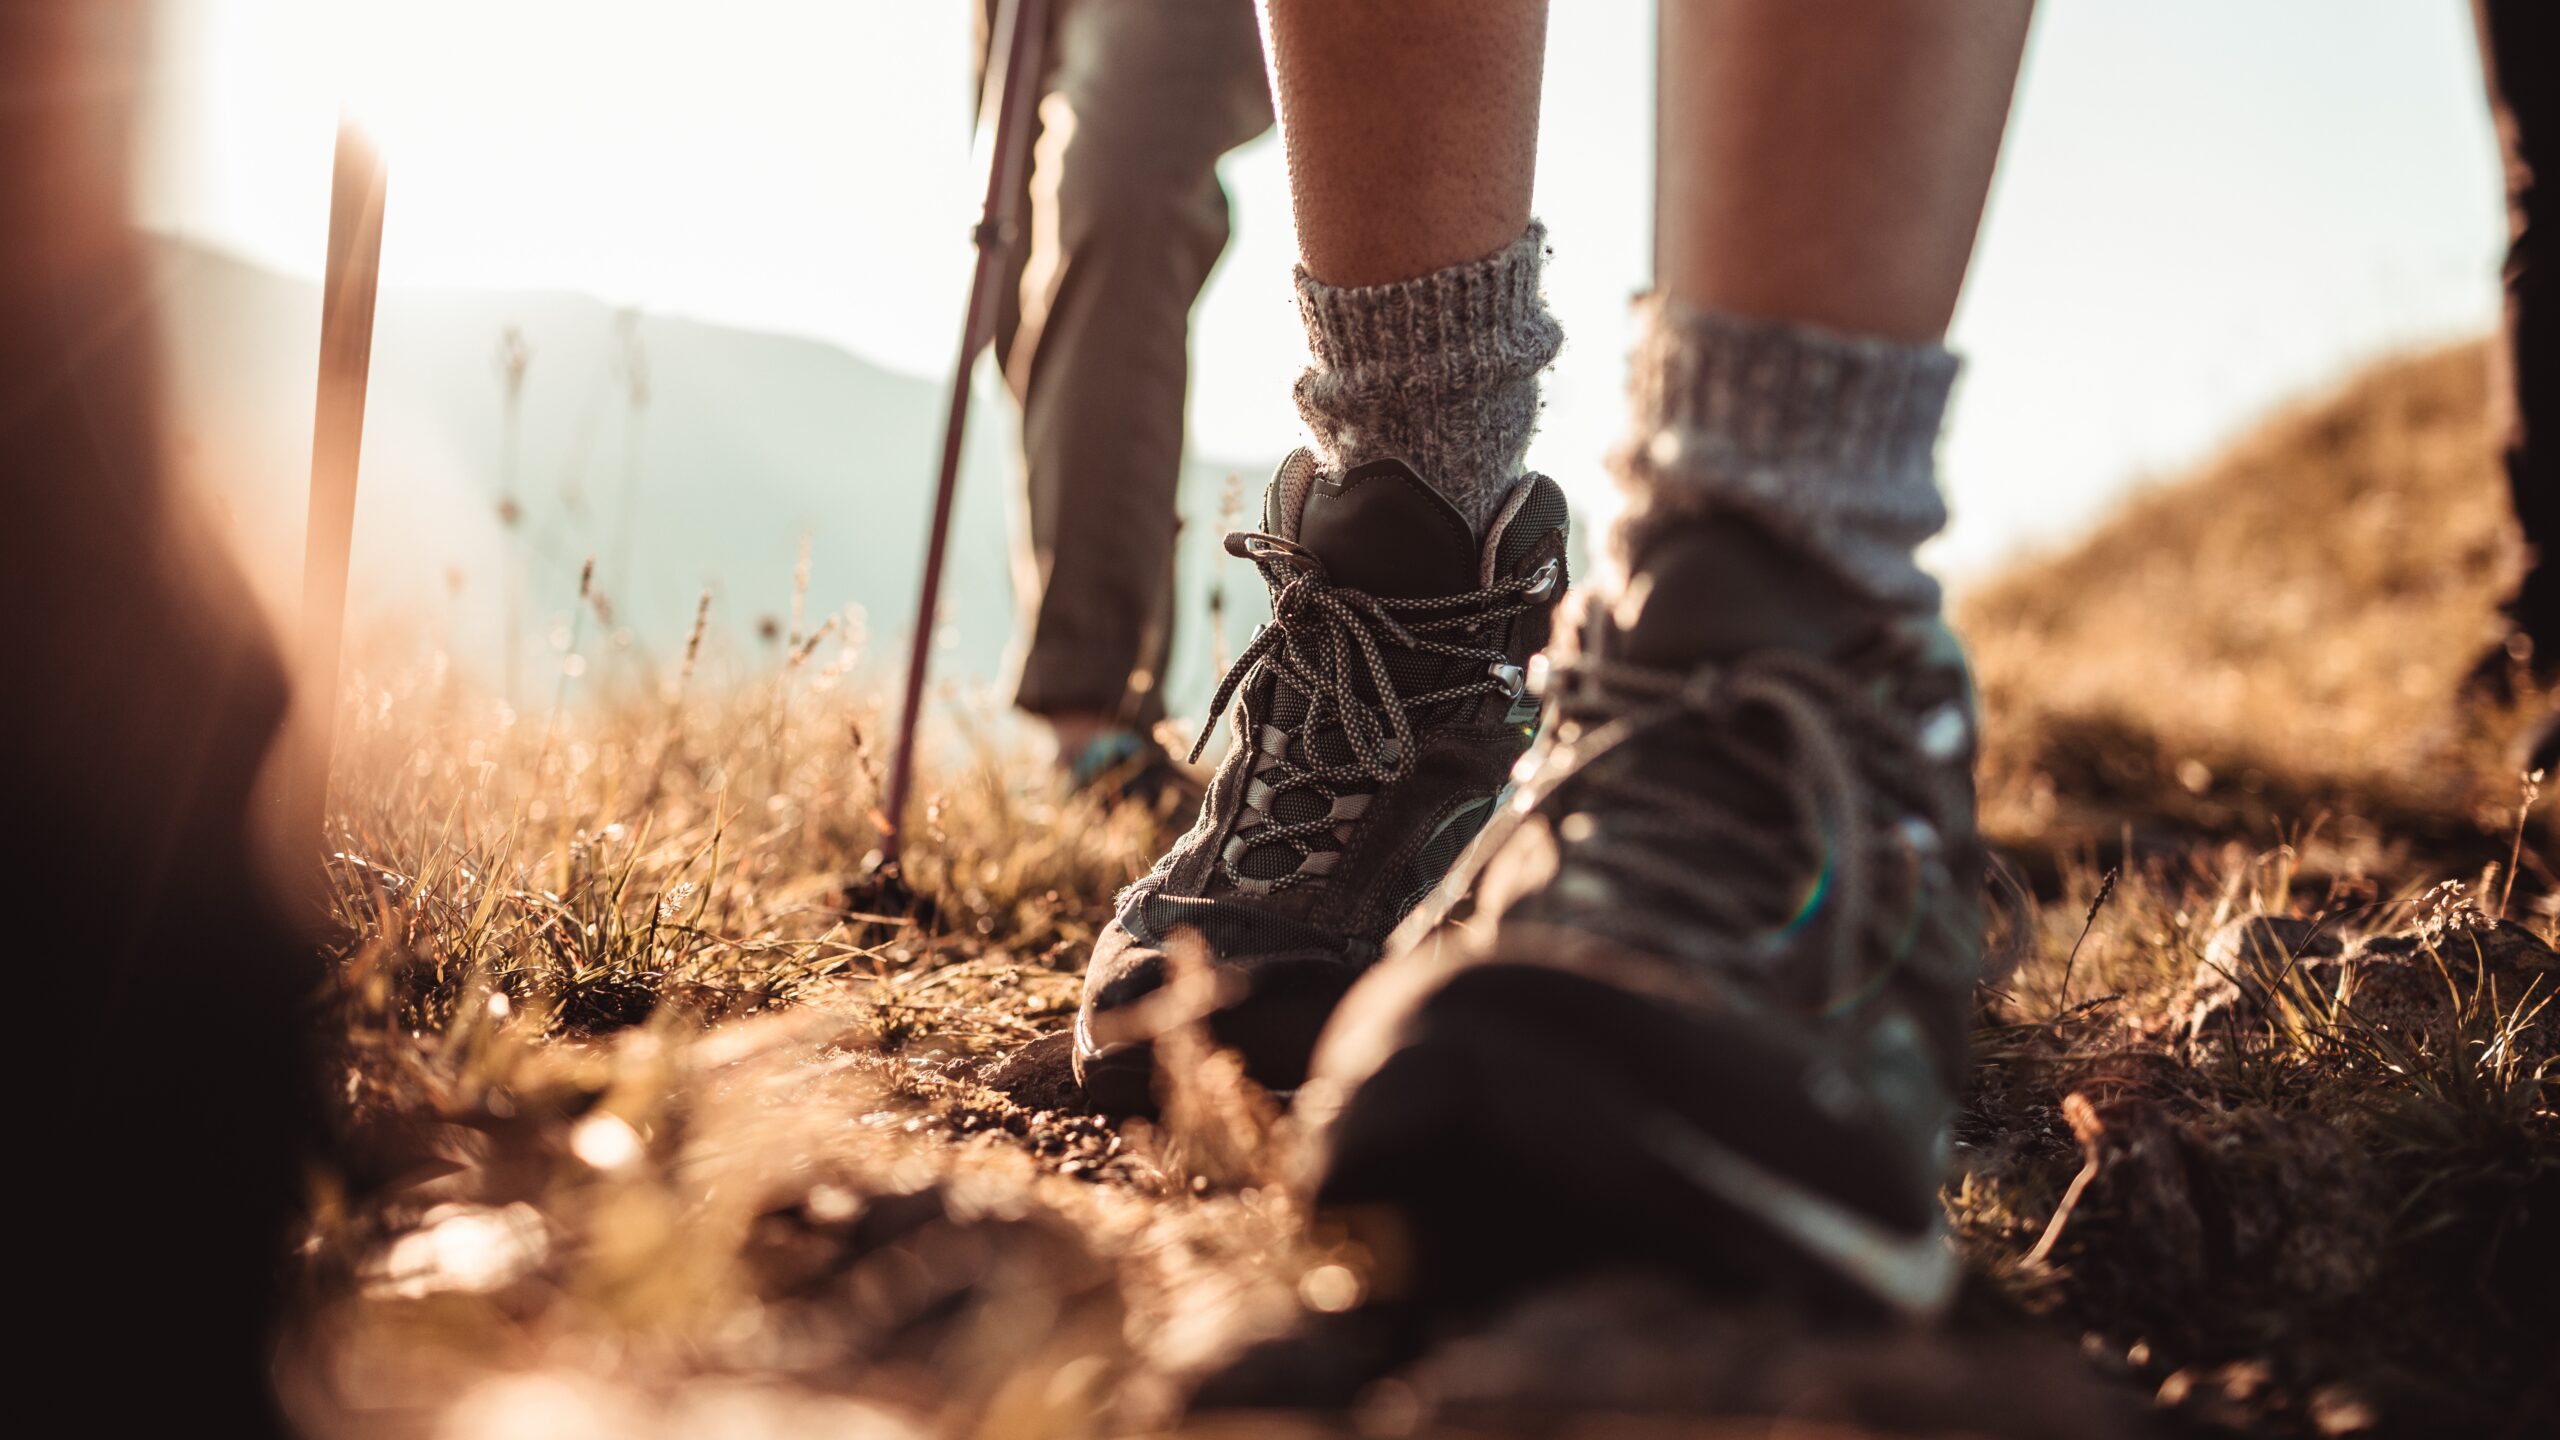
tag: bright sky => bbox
[139,0,2507,580]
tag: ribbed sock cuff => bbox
[1613,297,1958,610]
[1292,221,1563,533]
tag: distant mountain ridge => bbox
[151,235,1272,711]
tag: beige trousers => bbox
[981,0,1275,725]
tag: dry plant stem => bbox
[527,558,598,790]
[788,533,812,651]
[1259,0,1547,288]
[2498,767,2543,917]
[1150,929,1286,1192]
[2021,1092,2101,1270]
[637,589,713,813]
[2053,866,2118,1019]
[496,328,530,702]
[610,313,652,603]
[1655,0,2033,342]
[767,538,817,792]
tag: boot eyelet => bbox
[1523,557,1560,601]
[1915,702,1970,761]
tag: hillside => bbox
[1964,341,2548,877]
[150,237,1268,709]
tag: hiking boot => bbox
[2458,576,2558,780]
[1296,516,1983,1318]
[1072,451,1571,1115]
[2462,625,2559,707]
[2522,703,2559,781]
[2464,566,2560,705]
[1064,728,1205,827]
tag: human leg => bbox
[1067,0,1572,1112]
[1000,0,1270,758]
[1297,0,2032,1316]
[2468,0,2558,712]
[1270,0,1559,534]
[1627,0,2031,605]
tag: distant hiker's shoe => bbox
[1072,450,1570,1115]
[1064,729,1205,826]
[2521,703,2559,781]
[2463,567,2560,706]
[2457,592,2559,782]
[2462,626,2558,707]
[1296,516,1983,1319]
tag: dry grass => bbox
[1965,341,2545,872]
[287,343,2554,1439]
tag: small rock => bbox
[2179,912,2557,1063]
[982,1031,1101,1116]
[2180,915,2342,1052]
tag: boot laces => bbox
[1494,641,1966,1011]
[1190,530,1552,890]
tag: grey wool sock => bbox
[1293,221,1564,534]
[1614,296,1959,611]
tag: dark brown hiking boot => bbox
[1296,515,1983,1318]
[2463,625,2558,707]
[2463,565,2560,705]
[1064,729,1206,828]
[1072,450,1570,1115]
[2522,704,2559,780]
[2457,591,2558,783]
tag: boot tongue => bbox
[1226,459,1486,890]
[1294,458,1482,599]
[1610,516,1885,669]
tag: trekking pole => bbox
[292,116,390,861]
[877,0,1050,875]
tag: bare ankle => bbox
[1044,713,1118,767]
